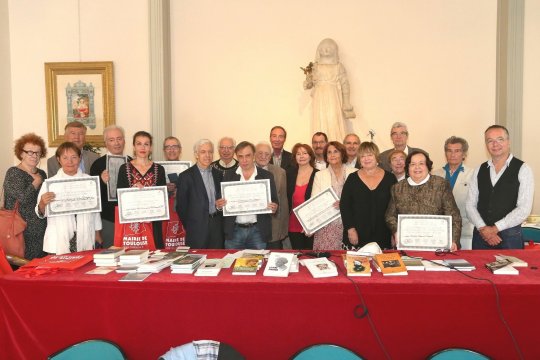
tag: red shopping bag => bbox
[162,198,186,249]
[113,206,156,250]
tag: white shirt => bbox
[466,154,534,231]
[235,165,258,224]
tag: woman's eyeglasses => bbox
[22,150,42,157]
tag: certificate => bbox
[44,176,101,217]
[117,186,170,224]
[397,214,453,251]
[221,179,271,217]
[155,161,192,183]
[106,155,128,201]
[293,187,340,234]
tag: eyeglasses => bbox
[391,132,408,137]
[435,248,458,256]
[164,145,181,150]
[485,137,507,145]
[219,146,235,151]
[22,149,42,157]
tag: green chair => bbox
[522,226,540,244]
[48,339,126,360]
[291,344,364,360]
[428,348,490,360]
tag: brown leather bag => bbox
[0,201,26,258]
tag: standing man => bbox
[343,133,361,169]
[90,125,127,248]
[219,141,278,250]
[47,120,99,177]
[311,132,328,170]
[379,122,425,172]
[255,142,289,249]
[466,125,534,249]
[177,139,224,249]
[163,136,182,161]
[211,137,239,175]
[269,126,292,169]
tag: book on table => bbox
[373,253,408,276]
[93,258,119,267]
[303,257,338,278]
[343,254,371,276]
[118,250,150,265]
[263,252,295,277]
[119,272,152,281]
[232,257,260,275]
[494,254,528,267]
[485,259,519,275]
[422,260,451,271]
[194,259,223,276]
[170,254,206,274]
[138,251,188,273]
[443,259,476,271]
[401,256,425,271]
[93,247,125,260]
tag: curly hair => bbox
[323,141,347,164]
[13,133,47,160]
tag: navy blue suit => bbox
[222,167,279,243]
[176,165,223,248]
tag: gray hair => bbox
[103,125,125,141]
[163,136,181,148]
[444,136,469,156]
[255,141,272,153]
[218,136,236,147]
[193,139,213,153]
[343,133,360,143]
[390,122,408,134]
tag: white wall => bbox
[0,0,13,182]
[523,0,540,214]
[8,0,150,165]
[171,0,497,172]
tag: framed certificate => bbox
[44,176,101,217]
[117,186,170,224]
[293,187,340,234]
[221,179,271,217]
[397,214,453,251]
[155,161,192,183]
[106,155,128,201]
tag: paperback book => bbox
[373,253,407,276]
[343,254,371,276]
[304,257,338,278]
[263,252,295,277]
[485,259,519,275]
[232,257,260,275]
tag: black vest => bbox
[477,157,523,226]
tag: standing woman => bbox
[311,141,356,250]
[286,143,319,250]
[117,131,166,248]
[36,142,102,255]
[3,133,48,259]
[341,142,396,250]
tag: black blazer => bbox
[176,165,223,248]
[222,167,278,242]
[270,150,292,170]
[286,166,318,213]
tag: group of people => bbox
[2,120,534,259]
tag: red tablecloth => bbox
[1,250,540,360]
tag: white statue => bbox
[303,38,355,142]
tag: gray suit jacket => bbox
[267,164,289,242]
[47,150,100,177]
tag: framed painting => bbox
[45,61,115,147]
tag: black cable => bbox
[403,253,524,360]
[329,255,392,360]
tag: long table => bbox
[1,250,540,359]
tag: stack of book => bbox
[263,252,295,277]
[443,259,476,271]
[194,259,223,276]
[170,254,206,274]
[495,254,527,268]
[118,250,149,266]
[137,252,186,273]
[486,258,519,275]
[401,256,425,271]
[232,257,260,275]
[93,247,125,267]
[343,254,371,277]
[303,257,338,278]
[373,253,408,276]
[422,260,451,271]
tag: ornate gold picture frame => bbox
[45,61,115,147]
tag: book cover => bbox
[401,256,425,271]
[263,252,294,277]
[171,254,205,267]
[93,247,125,259]
[374,253,407,276]
[495,254,528,267]
[422,260,451,271]
[232,257,259,275]
[304,257,338,278]
[119,272,152,281]
[194,259,222,276]
[443,259,476,270]
[486,259,519,275]
[344,254,371,276]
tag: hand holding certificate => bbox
[117,186,170,223]
[397,214,453,251]
[293,188,340,234]
[43,176,101,217]
[220,179,273,217]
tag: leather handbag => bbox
[0,201,27,258]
